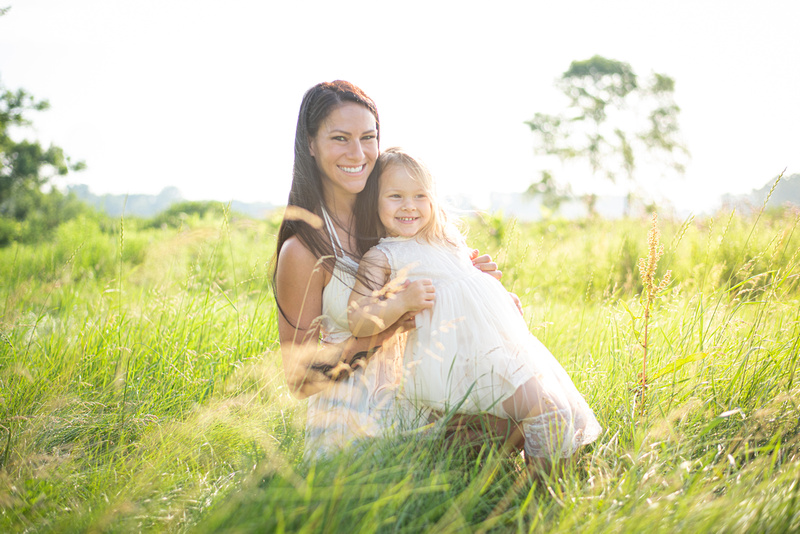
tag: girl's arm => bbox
[348,248,435,338]
[276,237,405,399]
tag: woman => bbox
[273,80,513,459]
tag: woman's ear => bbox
[308,137,316,157]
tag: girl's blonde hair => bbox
[376,147,464,248]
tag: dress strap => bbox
[321,206,345,258]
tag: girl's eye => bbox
[415,194,427,199]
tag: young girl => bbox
[348,147,601,463]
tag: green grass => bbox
[1,204,799,532]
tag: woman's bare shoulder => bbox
[277,236,327,285]
[279,235,316,265]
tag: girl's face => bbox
[309,102,378,202]
[377,164,432,238]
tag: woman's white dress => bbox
[374,236,602,457]
[303,212,407,460]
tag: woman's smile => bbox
[339,164,367,174]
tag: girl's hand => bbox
[392,282,422,331]
[470,249,501,280]
[509,292,523,315]
[402,279,436,313]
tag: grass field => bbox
[1,199,799,532]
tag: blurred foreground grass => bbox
[1,205,799,532]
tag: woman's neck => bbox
[322,189,356,229]
[321,188,358,255]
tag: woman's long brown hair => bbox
[272,80,381,328]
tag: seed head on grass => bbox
[638,214,672,308]
[637,213,672,414]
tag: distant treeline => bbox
[68,173,800,224]
[721,173,800,211]
[67,184,276,219]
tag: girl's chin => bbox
[384,230,414,238]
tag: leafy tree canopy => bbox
[1,79,85,218]
[526,55,688,213]
[0,75,87,244]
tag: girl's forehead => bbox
[380,164,420,187]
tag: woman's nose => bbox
[347,140,365,160]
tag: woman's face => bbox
[309,102,378,201]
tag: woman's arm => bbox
[276,237,402,399]
[348,248,435,338]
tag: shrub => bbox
[144,201,229,229]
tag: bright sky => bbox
[1,1,798,214]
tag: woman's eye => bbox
[362,134,376,140]
[333,136,346,141]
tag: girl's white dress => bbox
[374,236,602,457]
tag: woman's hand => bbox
[470,249,501,280]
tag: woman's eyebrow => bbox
[327,128,377,135]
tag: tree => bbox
[525,170,571,219]
[526,55,688,213]
[0,77,86,243]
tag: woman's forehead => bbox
[320,102,377,132]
